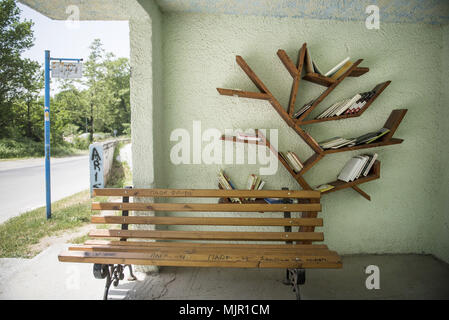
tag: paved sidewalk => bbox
[0,243,143,300]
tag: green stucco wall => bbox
[157,12,449,262]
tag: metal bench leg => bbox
[94,264,133,300]
[127,264,137,281]
[286,268,305,301]
[103,268,113,300]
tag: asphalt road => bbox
[0,155,89,224]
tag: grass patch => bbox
[0,143,133,258]
[0,190,92,258]
[0,137,86,159]
[106,142,132,188]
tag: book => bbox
[330,61,353,80]
[353,156,370,180]
[338,157,365,182]
[294,98,316,118]
[288,151,304,169]
[286,152,303,173]
[354,128,390,145]
[334,94,362,116]
[363,153,378,176]
[315,184,335,192]
[330,138,356,149]
[324,57,350,77]
[264,198,284,204]
[218,170,241,203]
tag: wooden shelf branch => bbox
[216,43,406,202]
[321,161,380,200]
[217,54,323,154]
[322,109,407,155]
[277,44,306,117]
[220,130,312,190]
[216,88,271,100]
[297,81,391,125]
[296,59,363,122]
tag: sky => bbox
[17,3,130,67]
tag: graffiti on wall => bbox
[89,144,104,195]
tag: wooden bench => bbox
[58,188,342,299]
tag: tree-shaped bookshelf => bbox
[217,43,407,202]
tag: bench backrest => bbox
[90,188,323,244]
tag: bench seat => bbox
[60,240,342,269]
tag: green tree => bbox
[0,0,39,138]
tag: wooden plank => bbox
[88,229,324,242]
[84,239,330,250]
[287,45,307,117]
[382,109,408,141]
[236,55,271,94]
[58,250,342,269]
[322,161,380,194]
[349,67,369,77]
[69,245,337,257]
[351,185,371,201]
[216,88,271,100]
[91,215,324,227]
[91,202,322,213]
[299,152,323,175]
[277,49,298,78]
[93,188,320,199]
[302,73,336,87]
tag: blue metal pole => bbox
[44,50,51,220]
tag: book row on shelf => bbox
[337,153,378,182]
[318,127,390,150]
[305,48,352,80]
[294,84,379,120]
[219,151,377,199]
[279,151,303,173]
[217,170,294,204]
[316,88,378,119]
[315,153,378,193]
[218,170,265,203]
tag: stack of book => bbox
[294,98,318,119]
[246,174,266,201]
[353,128,390,145]
[279,151,304,173]
[315,87,378,119]
[319,137,357,149]
[337,153,378,182]
[305,49,352,80]
[319,127,391,150]
[218,170,241,203]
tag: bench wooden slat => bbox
[91,216,323,227]
[67,246,340,261]
[58,250,342,269]
[83,240,329,250]
[89,229,324,242]
[91,202,321,212]
[93,188,321,199]
[69,244,336,257]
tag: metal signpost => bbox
[44,50,83,219]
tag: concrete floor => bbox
[2,244,448,300]
[126,254,449,300]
